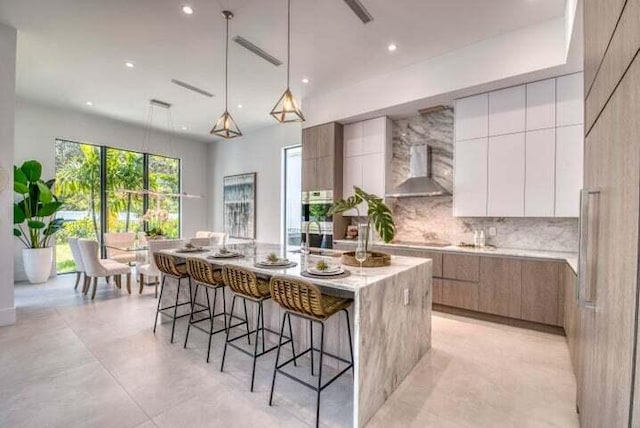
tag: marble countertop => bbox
[334,239,578,274]
[164,243,430,293]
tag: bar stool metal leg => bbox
[250,301,263,392]
[316,321,325,428]
[269,313,288,405]
[287,313,297,367]
[310,321,314,375]
[220,295,236,372]
[183,282,199,349]
[243,298,251,345]
[153,275,167,334]
[344,309,354,374]
[170,277,183,344]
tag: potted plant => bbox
[142,205,168,239]
[13,160,66,283]
[328,186,396,267]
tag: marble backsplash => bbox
[376,109,580,253]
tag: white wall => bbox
[208,123,301,244]
[13,99,211,281]
[303,18,571,127]
[0,23,16,325]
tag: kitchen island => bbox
[161,243,432,427]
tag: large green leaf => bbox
[37,201,63,217]
[36,181,52,203]
[368,201,396,243]
[13,228,22,237]
[14,165,27,185]
[21,160,42,182]
[27,220,46,229]
[327,194,363,216]
[44,218,66,236]
[13,203,26,224]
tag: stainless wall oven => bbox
[301,190,333,249]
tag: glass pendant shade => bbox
[211,110,242,138]
[270,88,305,123]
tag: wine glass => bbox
[355,246,367,276]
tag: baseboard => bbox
[432,304,565,335]
[0,306,16,326]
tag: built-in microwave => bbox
[301,190,333,249]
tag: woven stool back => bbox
[222,265,263,298]
[186,258,222,286]
[154,252,187,278]
[269,276,326,319]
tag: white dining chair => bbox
[67,238,87,292]
[138,239,185,297]
[194,231,227,245]
[78,239,132,300]
[103,232,137,264]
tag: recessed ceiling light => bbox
[125,61,134,68]
[85,101,93,106]
[181,5,194,15]
[387,43,397,52]
[181,125,188,130]
[237,104,243,109]
[302,77,310,84]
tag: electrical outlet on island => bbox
[488,227,497,237]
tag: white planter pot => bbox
[22,247,53,284]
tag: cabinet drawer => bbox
[442,254,480,282]
[440,279,479,311]
[522,260,561,325]
[479,257,522,318]
[433,279,443,305]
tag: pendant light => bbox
[270,0,305,123]
[211,10,242,139]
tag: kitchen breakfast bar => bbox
[159,243,432,427]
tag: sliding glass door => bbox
[54,139,181,273]
[283,146,302,248]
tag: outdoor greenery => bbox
[54,140,180,272]
[13,160,66,249]
[328,186,396,252]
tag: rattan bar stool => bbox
[220,265,297,392]
[184,258,228,362]
[268,275,354,428]
[153,252,207,344]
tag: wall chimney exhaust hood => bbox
[386,144,450,198]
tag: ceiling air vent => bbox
[343,0,373,24]
[150,99,171,108]
[233,36,282,66]
[170,79,214,98]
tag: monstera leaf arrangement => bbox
[13,160,65,249]
[328,186,396,252]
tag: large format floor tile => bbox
[0,275,579,427]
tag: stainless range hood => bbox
[386,144,451,198]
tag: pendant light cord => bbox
[287,0,291,88]
[225,13,229,112]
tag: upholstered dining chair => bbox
[194,231,227,245]
[138,239,185,297]
[67,238,87,291]
[78,239,132,300]
[103,232,137,264]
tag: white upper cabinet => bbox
[454,138,488,217]
[526,79,556,131]
[489,86,526,136]
[342,117,388,216]
[344,122,363,158]
[362,117,387,154]
[487,133,525,216]
[525,128,556,216]
[557,73,584,127]
[555,124,584,217]
[455,94,488,141]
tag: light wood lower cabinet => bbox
[478,257,522,318]
[440,279,479,311]
[432,279,443,305]
[521,260,561,326]
[561,264,579,375]
[442,254,480,282]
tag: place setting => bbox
[254,252,297,269]
[207,246,244,260]
[174,242,208,253]
[301,259,351,279]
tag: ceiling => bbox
[0,0,566,142]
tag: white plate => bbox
[259,259,290,266]
[307,266,344,276]
[210,252,241,258]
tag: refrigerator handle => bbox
[578,188,600,309]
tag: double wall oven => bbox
[301,190,334,249]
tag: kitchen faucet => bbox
[303,220,322,253]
